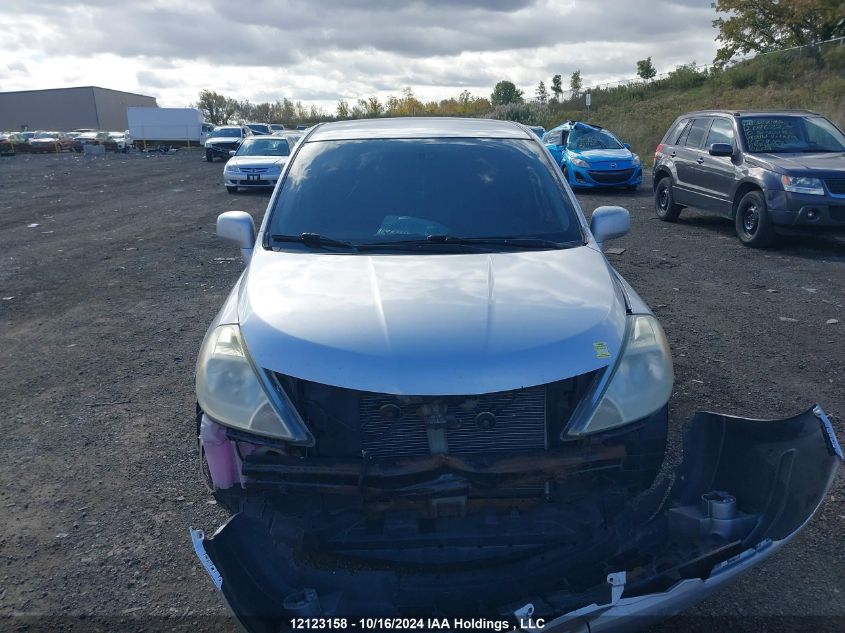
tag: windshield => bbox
[247,124,270,134]
[210,128,241,138]
[567,127,623,151]
[267,138,582,251]
[740,116,845,153]
[34,132,56,138]
[236,138,291,157]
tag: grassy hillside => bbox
[492,43,845,165]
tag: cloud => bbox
[0,0,719,108]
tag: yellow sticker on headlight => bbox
[593,342,612,359]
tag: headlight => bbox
[632,155,641,166]
[196,324,312,443]
[781,175,824,196]
[570,157,590,168]
[568,315,673,435]
[224,163,238,173]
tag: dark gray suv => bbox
[653,109,845,247]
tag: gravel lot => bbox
[1,150,843,632]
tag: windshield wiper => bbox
[427,235,574,249]
[360,235,576,250]
[270,233,357,251]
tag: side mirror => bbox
[229,150,236,156]
[623,143,631,150]
[709,143,734,157]
[217,211,255,264]
[590,206,630,249]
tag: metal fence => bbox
[529,36,845,103]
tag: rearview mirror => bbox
[590,206,630,249]
[229,150,236,156]
[623,143,631,150]
[709,143,734,157]
[217,211,255,264]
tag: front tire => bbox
[226,186,238,194]
[735,190,775,247]
[205,149,214,162]
[654,176,682,221]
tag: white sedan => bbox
[108,131,133,152]
[222,136,292,193]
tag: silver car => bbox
[192,117,840,631]
[222,135,293,193]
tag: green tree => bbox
[535,80,549,104]
[550,74,563,102]
[490,80,524,106]
[636,57,657,80]
[713,0,845,65]
[196,89,237,125]
[569,70,582,97]
[365,96,384,117]
[336,100,350,118]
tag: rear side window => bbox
[705,118,735,148]
[542,130,563,145]
[663,119,689,145]
[683,119,711,149]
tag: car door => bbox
[695,117,737,216]
[672,117,714,209]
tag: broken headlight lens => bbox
[577,315,674,434]
[196,324,312,443]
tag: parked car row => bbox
[0,129,133,154]
[204,124,309,163]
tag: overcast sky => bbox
[1,0,719,110]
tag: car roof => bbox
[680,109,822,118]
[545,120,602,134]
[215,125,243,129]
[308,117,532,141]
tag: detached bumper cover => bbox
[191,406,840,633]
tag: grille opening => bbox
[276,371,600,459]
[588,168,635,184]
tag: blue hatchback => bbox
[543,121,642,190]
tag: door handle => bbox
[670,151,676,157]
[696,157,704,164]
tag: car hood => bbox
[569,147,633,162]
[749,151,845,174]
[228,156,288,168]
[238,246,627,394]
[206,137,242,145]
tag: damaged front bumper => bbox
[191,406,841,632]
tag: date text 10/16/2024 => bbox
[290,618,547,630]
